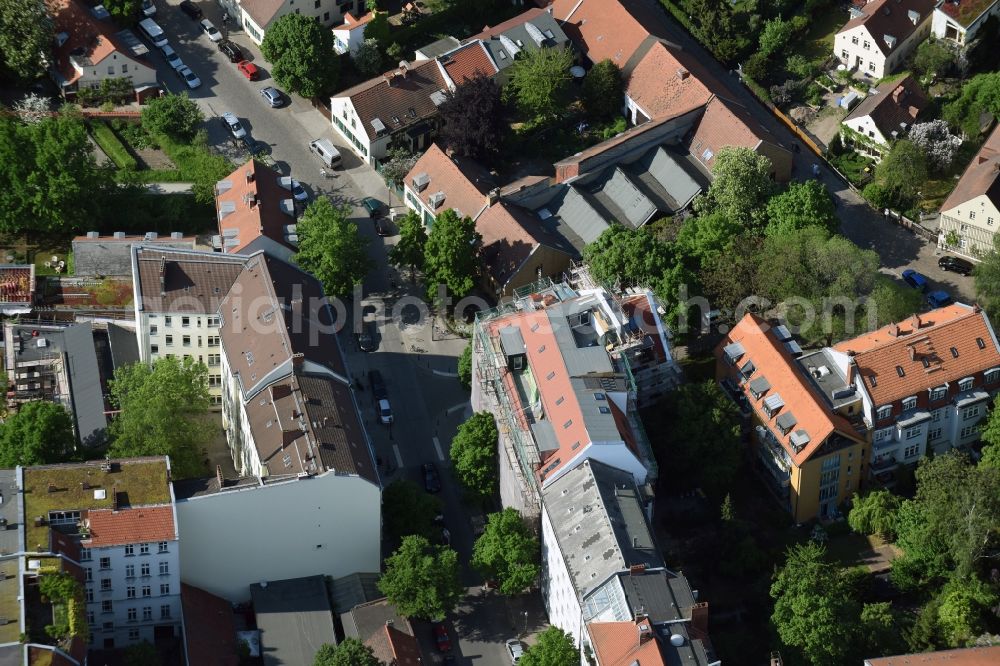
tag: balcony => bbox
[755,426,791,488]
[870,455,899,473]
[872,436,899,454]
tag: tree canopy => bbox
[450,412,497,499]
[848,490,901,541]
[943,72,1000,137]
[0,401,73,467]
[140,93,205,141]
[458,343,472,390]
[582,59,624,120]
[696,146,775,228]
[108,357,214,479]
[313,638,380,666]
[472,508,540,595]
[261,14,339,98]
[423,208,480,302]
[354,38,384,77]
[295,198,373,298]
[378,535,463,620]
[439,75,504,159]
[389,210,427,282]
[765,180,838,237]
[123,642,161,666]
[913,38,955,79]
[0,0,51,83]
[520,627,577,666]
[503,46,574,122]
[382,479,443,542]
[908,120,963,173]
[103,0,141,24]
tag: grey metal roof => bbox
[748,376,771,395]
[580,167,657,229]
[499,325,527,357]
[546,186,611,247]
[415,36,461,59]
[542,459,663,600]
[107,323,140,370]
[478,12,567,70]
[635,146,702,211]
[531,420,561,453]
[250,576,336,666]
[620,568,696,623]
[723,342,744,359]
[776,411,798,431]
[658,622,712,666]
[796,349,860,410]
[569,378,623,443]
[763,393,784,412]
[329,572,381,614]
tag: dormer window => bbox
[986,368,1000,384]
[929,386,947,401]
[876,405,892,420]
[902,396,917,411]
[958,377,974,392]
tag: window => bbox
[142,585,151,597]
[160,583,170,595]
[101,578,111,591]
[107,65,114,75]
[841,49,848,59]
[970,211,976,220]
[160,605,171,619]
[129,628,139,640]
[182,316,190,327]
[324,11,329,19]
[964,405,981,420]
[930,386,947,401]
[159,562,169,575]
[851,35,859,44]
[208,354,220,366]
[124,544,133,556]
[182,335,191,347]
[208,336,220,347]
[150,344,158,355]
[874,427,892,442]
[989,217,995,226]
[86,568,93,582]
[164,316,172,326]
[863,40,870,49]
[905,426,921,440]
[140,543,149,555]
[158,542,168,553]
[143,607,152,621]
[102,600,113,614]
[902,396,917,411]
[125,564,135,578]
[868,60,876,71]
[103,621,114,633]
[314,0,320,6]
[207,316,219,327]
[932,408,942,422]
[80,548,91,562]
[149,326,158,336]
[165,335,173,346]
[986,368,1000,384]
[128,608,137,622]
[929,427,942,440]
[87,611,95,625]
[876,405,892,420]
[127,586,136,599]
[141,563,150,577]
[959,377,974,391]
[99,557,110,570]
[208,374,221,387]
[86,587,94,603]
[960,425,978,438]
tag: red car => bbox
[237,60,259,81]
[433,623,452,652]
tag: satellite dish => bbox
[670,634,685,647]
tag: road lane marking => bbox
[433,436,445,462]
[393,444,403,468]
[433,369,459,378]
[446,402,469,415]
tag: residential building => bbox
[541,459,714,664]
[402,143,575,298]
[716,316,869,522]
[22,457,182,650]
[131,246,246,408]
[181,583,241,666]
[217,0,361,44]
[687,95,794,181]
[466,7,570,83]
[332,11,375,57]
[865,646,1000,665]
[931,0,1000,44]
[834,0,936,78]
[73,232,197,277]
[249,576,337,666]
[937,124,1000,260]
[47,0,158,100]
[833,305,1000,481]
[841,75,928,160]
[341,598,423,666]
[0,264,35,315]
[413,36,461,61]
[213,159,300,258]
[623,41,713,125]
[172,252,380,601]
[472,270,676,514]
[4,320,108,446]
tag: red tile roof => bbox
[833,304,1000,407]
[837,0,937,56]
[941,124,1000,212]
[48,0,146,86]
[625,42,712,121]
[340,11,375,31]
[718,315,864,466]
[86,505,175,547]
[866,646,1000,666]
[181,583,240,666]
[406,143,495,219]
[690,96,770,172]
[589,621,666,666]
[216,159,296,254]
[844,75,927,138]
[552,0,652,65]
[440,41,498,87]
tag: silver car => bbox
[505,639,525,664]
[260,86,283,108]
[159,44,184,71]
[176,66,201,89]
[221,112,246,139]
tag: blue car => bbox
[902,269,928,292]
[926,290,952,308]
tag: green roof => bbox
[23,458,172,551]
[0,558,19,643]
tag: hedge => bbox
[89,120,137,170]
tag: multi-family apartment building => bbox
[541,458,715,664]
[471,268,677,515]
[21,457,182,651]
[834,0,936,79]
[131,246,248,408]
[213,159,300,258]
[937,124,1000,260]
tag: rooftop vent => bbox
[908,9,920,24]
[86,231,99,239]
[412,172,430,191]
[429,191,446,208]
[93,489,106,500]
[371,117,387,134]
[144,232,158,241]
[113,231,125,239]
[216,179,233,194]
[170,231,183,239]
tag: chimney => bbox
[629,563,646,575]
[908,346,916,361]
[637,622,654,644]
[384,72,394,87]
[487,187,500,207]
[888,323,899,337]
[292,352,305,367]
[689,601,709,638]
[245,170,254,184]
[676,68,689,80]
[912,313,922,329]
[248,194,257,209]
[892,85,904,102]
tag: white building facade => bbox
[834,0,934,78]
[931,0,1000,44]
[217,0,362,44]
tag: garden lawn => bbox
[135,133,231,185]
[89,121,137,170]
[796,6,849,63]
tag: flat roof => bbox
[250,576,336,666]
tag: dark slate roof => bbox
[107,323,140,370]
[249,576,337,666]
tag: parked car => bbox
[938,255,974,276]
[927,290,952,308]
[221,112,246,139]
[902,268,928,292]
[362,197,382,218]
[200,19,222,42]
[218,39,243,63]
[368,369,387,401]
[375,217,391,237]
[176,65,201,89]
[423,462,441,493]
[237,60,259,80]
[142,0,156,16]
[290,180,309,202]
[505,639,525,664]
[159,44,185,71]
[377,398,394,425]
[260,86,284,108]
[358,320,377,352]
[178,0,202,19]
[433,623,452,652]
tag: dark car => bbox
[362,197,381,218]
[902,268,928,292]
[219,39,244,63]
[938,255,974,276]
[368,369,387,401]
[375,217,391,237]
[433,623,452,652]
[927,290,952,308]
[179,0,202,19]
[423,462,442,493]
[358,320,377,352]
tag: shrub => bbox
[863,182,895,209]
[742,52,769,82]
[90,121,137,170]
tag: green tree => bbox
[935,577,998,648]
[765,180,838,237]
[295,198,373,298]
[770,541,860,666]
[675,210,743,268]
[261,14,339,98]
[913,38,955,79]
[439,75,504,159]
[124,641,161,666]
[378,535,463,620]
[858,602,906,657]
[379,146,419,207]
[140,93,205,140]
[943,72,1000,137]
[582,59,624,120]
[365,10,390,47]
[786,54,817,79]
[382,479,443,542]
[0,0,52,83]
[865,277,924,329]
[875,140,927,205]
[520,627,577,666]
[354,38,384,77]
[313,638,380,666]
[389,210,427,282]
[107,357,214,480]
[458,342,472,390]
[472,508,540,595]
[424,208,479,301]
[974,235,1000,321]
[583,225,672,288]
[103,0,141,24]
[847,490,901,541]
[503,46,574,122]
[758,17,795,58]
[450,412,497,499]
[0,401,73,466]
[696,146,775,228]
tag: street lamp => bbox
[523,611,528,636]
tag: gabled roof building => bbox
[937,124,1000,261]
[931,0,1000,45]
[841,75,927,160]
[213,159,300,258]
[834,0,936,79]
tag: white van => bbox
[138,18,168,48]
[309,138,341,169]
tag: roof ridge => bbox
[848,307,980,355]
